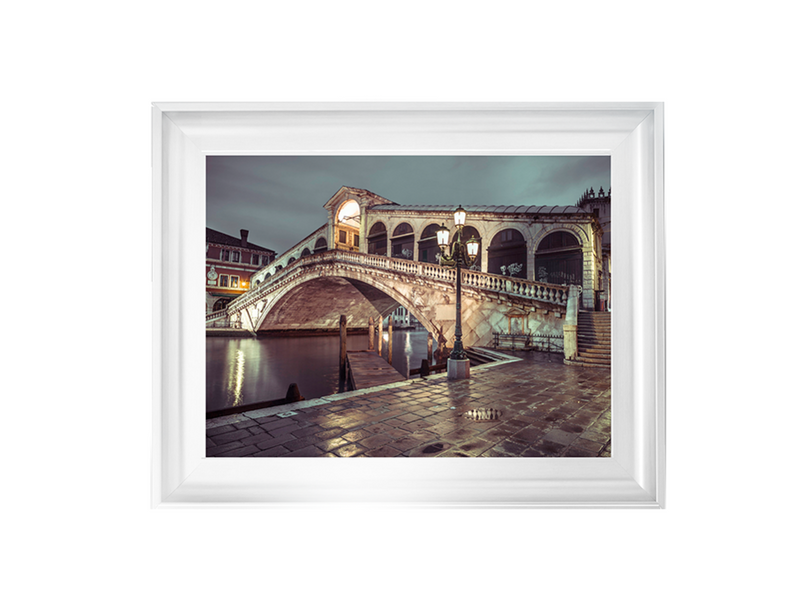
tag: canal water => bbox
[206,330,432,412]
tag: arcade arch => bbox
[313,237,327,253]
[417,223,441,264]
[367,222,388,256]
[390,223,414,259]
[452,225,481,271]
[487,228,527,277]
[335,199,361,251]
[212,298,230,312]
[534,230,583,285]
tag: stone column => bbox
[526,240,535,282]
[563,285,579,361]
[327,208,336,252]
[359,211,367,254]
[563,324,578,361]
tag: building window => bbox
[339,230,347,243]
[219,275,229,287]
[261,255,270,265]
[353,234,359,247]
[251,254,260,265]
[220,249,230,261]
[232,251,240,263]
[230,276,239,288]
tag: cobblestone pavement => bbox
[206,351,611,458]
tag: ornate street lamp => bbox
[437,206,480,380]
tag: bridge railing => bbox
[216,248,568,319]
[333,250,569,304]
[206,310,228,322]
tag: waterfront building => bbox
[205,228,275,313]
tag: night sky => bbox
[206,156,610,254]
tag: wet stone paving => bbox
[206,351,611,458]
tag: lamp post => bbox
[437,206,480,380]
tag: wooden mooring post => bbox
[367,316,374,351]
[377,315,383,357]
[427,332,433,363]
[339,314,347,392]
[387,320,393,364]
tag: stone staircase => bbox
[572,311,611,368]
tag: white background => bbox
[3,2,801,602]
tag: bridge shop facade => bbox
[253,186,607,312]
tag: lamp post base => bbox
[447,358,471,381]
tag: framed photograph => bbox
[152,103,665,508]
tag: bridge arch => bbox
[225,250,571,348]
[250,267,441,337]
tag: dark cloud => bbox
[207,156,610,253]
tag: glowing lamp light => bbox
[453,206,466,227]
[436,223,450,250]
[466,237,480,262]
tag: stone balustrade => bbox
[215,249,568,319]
[205,310,229,323]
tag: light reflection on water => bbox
[206,330,430,412]
[226,349,245,407]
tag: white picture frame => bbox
[152,102,665,508]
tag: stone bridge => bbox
[208,249,570,350]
